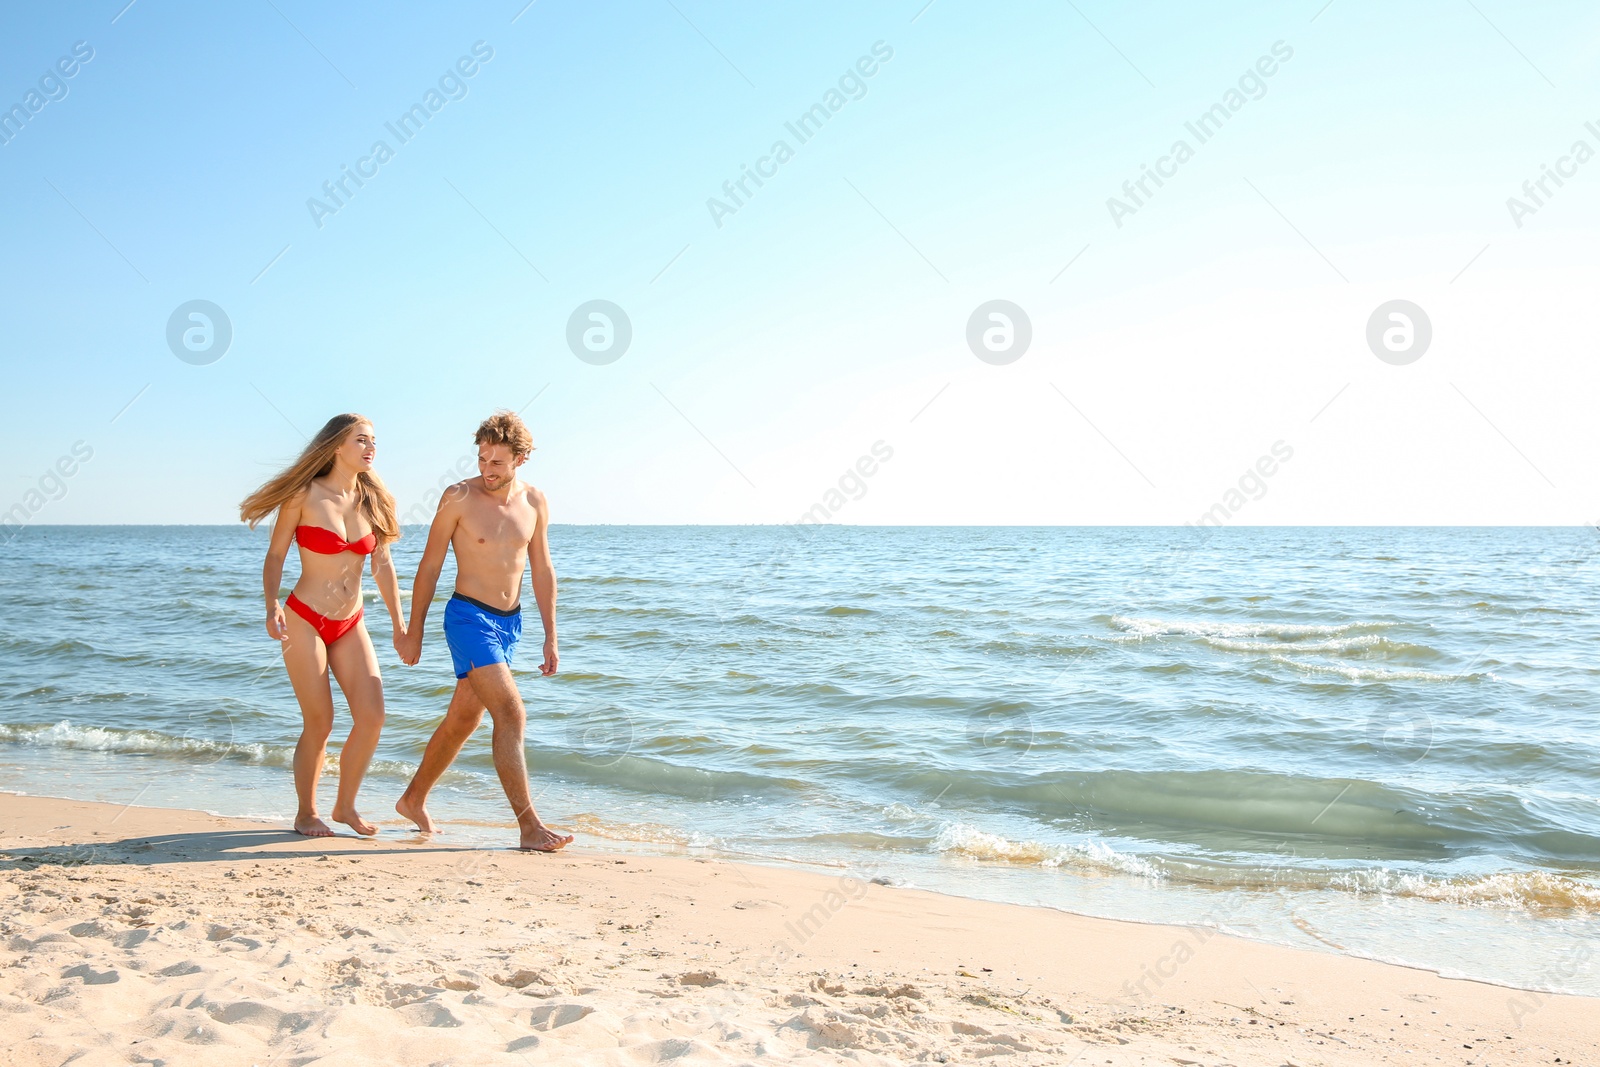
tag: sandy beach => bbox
[0,796,1592,1066]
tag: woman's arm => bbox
[371,539,406,640]
[262,492,303,641]
[397,488,461,665]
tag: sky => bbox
[2,0,1599,527]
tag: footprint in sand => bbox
[62,963,119,985]
[527,1002,594,1030]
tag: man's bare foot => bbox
[395,793,436,834]
[331,804,378,837]
[294,814,335,838]
[517,825,574,852]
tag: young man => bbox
[395,411,572,852]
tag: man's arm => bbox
[527,487,558,676]
[261,491,304,642]
[398,486,462,665]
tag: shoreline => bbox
[6,777,1596,1003]
[5,737,1599,998]
[1,784,1577,1001]
[2,795,1595,1065]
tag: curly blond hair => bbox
[475,410,534,458]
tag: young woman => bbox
[240,414,404,837]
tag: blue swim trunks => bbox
[442,592,522,679]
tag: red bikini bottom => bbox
[285,593,364,646]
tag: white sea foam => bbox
[0,720,420,778]
[567,811,710,848]
[1204,633,1390,655]
[1109,615,1381,642]
[931,822,1164,880]
[1107,616,1463,679]
[1327,867,1600,913]
[0,720,265,761]
[1268,656,1473,684]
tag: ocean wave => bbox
[1268,656,1474,684]
[975,637,1106,659]
[1108,615,1385,642]
[524,744,808,801]
[1326,867,1600,914]
[916,769,1600,864]
[1204,633,1441,660]
[932,821,1165,879]
[1105,615,1466,680]
[930,820,1600,914]
[0,720,271,763]
[564,576,668,586]
[0,720,420,780]
[0,636,99,658]
[7,685,61,700]
[566,604,700,620]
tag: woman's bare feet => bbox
[394,792,436,833]
[294,814,335,838]
[517,824,574,852]
[331,804,378,836]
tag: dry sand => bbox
[0,795,1594,1066]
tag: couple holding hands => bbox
[238,410,572,852]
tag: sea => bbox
[1,525,1597,997]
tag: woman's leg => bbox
[281,611,335,837]
[327,618,385,836]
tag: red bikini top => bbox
[295,525,377,556]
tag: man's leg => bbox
[395,679,484,833]
[464,663,572,851]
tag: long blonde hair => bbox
[239,414,399,545]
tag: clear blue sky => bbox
[3,0,1598,527]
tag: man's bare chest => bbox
[457,506,536,550]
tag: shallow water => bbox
[1,525,1597,994]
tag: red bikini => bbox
[294,525,377,556]
[285,525,377,646]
